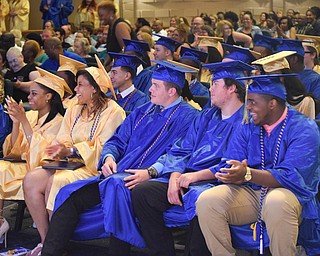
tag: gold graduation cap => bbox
[198,36,223,48]
[296,34,320,56]
[167,59,199,84]
[94,55,116,98]
[58,55,86,76]
[251,51,296,73]
[35,67,66,99]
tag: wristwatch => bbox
[244,166,252,182]
[147,166,158,178]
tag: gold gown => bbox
[0,0,9,32]
[63,95,78,110]
[74,6,100,29]
[46,100,125,211]
[8,0,30,31]
[0,111,63,200]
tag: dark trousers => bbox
[132,180,211,256]
[41,182,131,256]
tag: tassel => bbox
[259,233,264,255]
[242,83,249,124]
[250,222,257,241]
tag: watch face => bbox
[245,174,252,182]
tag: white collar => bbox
[118,85,135,98]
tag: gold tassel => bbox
[250,222,257,241]
[242,83,249,124]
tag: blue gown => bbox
[133,65,157,95]
[113,90,150,112]
[189,80,210,98]
[211,107,320,255]
[53,100,199,247]
[40,0,74,28]
[297,69,320,100]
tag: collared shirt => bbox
[263,107,288,137]
[117,85,135,99]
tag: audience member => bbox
[8,0,30,31]
[40,0,74,28]
[75,0,99,29]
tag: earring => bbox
[46,100,49,103]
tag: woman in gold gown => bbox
[23,65,125,255]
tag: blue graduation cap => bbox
[203,60,254,86]
[236,74,297,101]
[154,34,182,53]
[108,52,146,74]
[253,34,280,53]
[276,38,305,57]
[180,46,208,65]
[152,60,198,88]
[123,38,150,56]
[222,43,260,63]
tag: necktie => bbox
[116,93,122,100]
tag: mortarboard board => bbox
[35,67,65,99]
[296,34,320,57]
[154,34,182,53]
[222,43,261,63]
[152,59,198,88]
[203,60,254,86]
[108,52,146,74]
[253,34,280,52]
[58,55,87,77]
[251,51,296,73]
[236,74,296,101]
[123,38,150,56]
[180,46,208,65]
[198,36,223,48]
[276,38,305,57]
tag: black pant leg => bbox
[41,182,101,256]
[132,181,175,256]
[184,217,211,256]
[108,235,131,256]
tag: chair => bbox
[13,200,27,231]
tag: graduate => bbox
[56,55,86,109]
[23,63,125,256]
[39,60,199,256]
[0,68,66,247]
[132,60,254,256]
[133,35,181,94]
[123,38,151,70]
[179,46,210,97]
[276,38,320,101]
[197,75,320,256]
[252,34,280,58]
[108,52,150,112]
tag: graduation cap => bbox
[202,60,254,86]
[152,59,198,88]
[154,34,182,53]
[83,55,116,98]
[253,34,280,53]
[198,36,223,48]
[222,43,261,63]
[296,34,320,57]
[108,52,146,74]
[123,38,150,56]
[251,51,296,73]
[35,67,66,99]
[236,74,296,101]
[276,38,305,57]
[58,55,86,76]
[180,46,208,65]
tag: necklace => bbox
[122,89,137,110]
[135,103,181,168]
[256,110,288,254]
[70,105,102,142]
